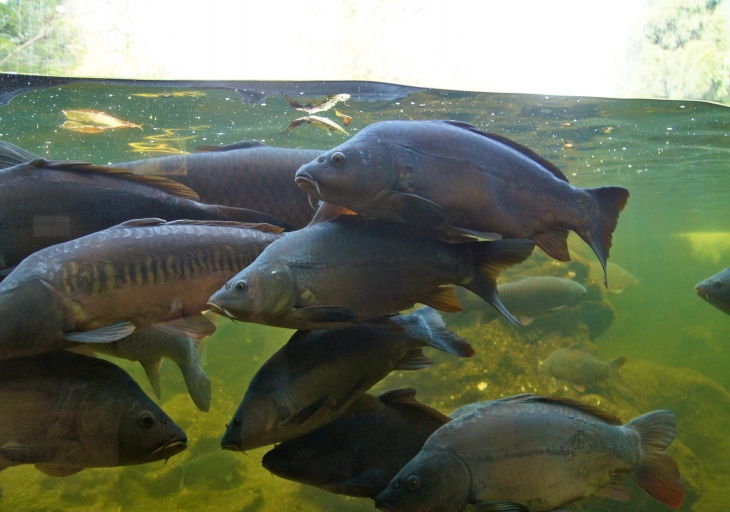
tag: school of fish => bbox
[0,109,687,512]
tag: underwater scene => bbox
[0,77,728,512]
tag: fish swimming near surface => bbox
[220,307,473,452]
[375,394,684,512]
[0,351,187,477]
[589,261,639,294]
[0,219,283,361]
[696,266,730,315]
[208,215,535,330]
[262,388,450,500]
[294,120,629,285]
[282,115,349,136]
[62,109,143,130]
[0,156,290,276]
[284,93,350,114]
[445,276,587,327]
[74,328,212,411]
[538,345,627,393]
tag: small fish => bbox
[208,215,535,330]
[221,307,473,451]
[60,121,117,134]
[375,395,684,511]
[0,139,319,231]
[538,345,627,393]
[262,388,450,500]
[335,109,353,125]
[77,328,212,411]
[0,157,290,274]
[0,351,186,476]
[589,261,639,294]
[0,219,282,361]
[696,266,730,315]
[282,116,349,135]
[132,91,206,98]
[294,120,629,285]
[284,93,350,114]
[446,276,587,326]
[62,109,143,130]
[128,142,190,155]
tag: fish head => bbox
[295,131,396,209]
[208,259,298,323]
[221,393,282,452]
[696,268,730,315]
[565,280,588,306]
[537,357,551,375]
[375,450,469,512]
[117,401,187,465]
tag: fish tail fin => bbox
[179,337,212,412]
[411,306,475,358]
[608,356,627,369]
[626,410,684,509]
[0,140,39,169]
[464,239,535,325]
[140,358,163,400]
[580,187,630,287]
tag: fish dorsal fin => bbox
[114,218,285,233]
[194,140,268,153]
[27,159,201,201]
[378,388,451,425]
[568,343,596,353]
[442,121,569,183]
[528,396,622,425]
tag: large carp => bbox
[294,120,629,285]
[0,219,282,361]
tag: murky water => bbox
[0,81,728,511]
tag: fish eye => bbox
[235,281,247,292]
[330,152,346,166]
[137,411,155,428]
[407,476,421,490]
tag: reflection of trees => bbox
[0,0,76,74]
[631,0,730,102]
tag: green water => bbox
[0,82,728,511]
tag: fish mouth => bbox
[207,298,237,320]
[294,172,324,199]
[695,287,709,301]
[221,443,241,452]
[151,436,187,458]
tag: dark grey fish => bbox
[0,156,290,275]
[262,388,450,500]
[0,219,282,361]
[376,395,684,512]
[220,307,473,452]
[294,120,629,284]
[0,351,186,477]
[538,345,627,393]
[446,276,587,327]
[696,266,730,315]
[208,215,535,330]
[77,328,211,411]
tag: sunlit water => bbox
[0,81,728,511]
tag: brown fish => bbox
[0,219,282,361]
[0,157,288,275]
[0,351,186,476]
[262,388,450,500]
[62,109,143,130]
[282,115,349,136]
[538,344,627,393]
[295,120,629,285]
[284,93,350,114]
[376,395,684,511]
[208,215,535,330]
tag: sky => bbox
[67,0,647,97]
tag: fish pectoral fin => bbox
[64,322,136,343]
[340,467,387,489]
[291,305,356,324]
[465,501,530,511]
[34,464,84,478]
[382,190,446,228]
[571,383,586,393]
[593,473,631,502]
[396,348,433,370]
[419,286,463,313]
[308,201,358,226]
[515,315,534,326]
[440,226,503,243]
[0,441,44,463]
[532,228,571,262]
[342,393,383,417]
[154,314,216,340]
[281,395,329,427]
[140,358,164,400]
